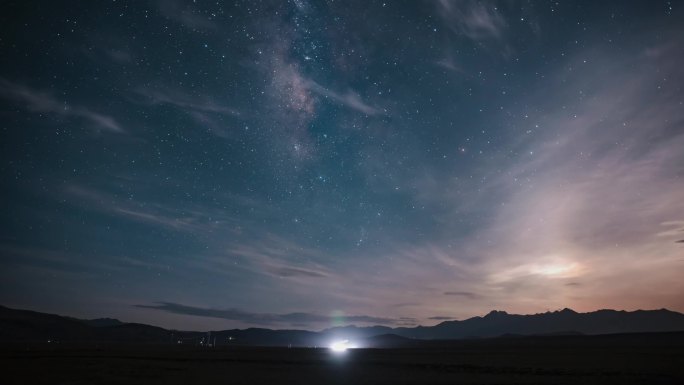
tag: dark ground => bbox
[3,333,684,384]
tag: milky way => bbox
[1,1,683,331]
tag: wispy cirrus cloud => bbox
[269,59,381,117]
[658,221,684,239]
[272,266,328,278]
[306,80,382,116]
[436,0,507,42]
[326,37,684,322]
[410,40,684,314]
[135,87,239,138]
[136,87,239,116]
[0,78,125,133]
[63,184,235,236]
[218,234,333,282]
[435,55,465,73]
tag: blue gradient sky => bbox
[1,0,683,331]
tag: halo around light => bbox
[330,339,350,352]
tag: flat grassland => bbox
[3,333,684,384]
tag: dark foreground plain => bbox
[3,332,684,385]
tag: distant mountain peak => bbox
[83,318,124,327]
[484,310,508,318]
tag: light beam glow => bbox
[329,339,350,352]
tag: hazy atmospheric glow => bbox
[330,340,351,352]
[1,1,683,331]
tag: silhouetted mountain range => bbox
[392,308,684,339]
[2,305,684,347]
[80,318,125,328]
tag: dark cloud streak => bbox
[136,302,399,327]
[444,291,481,300]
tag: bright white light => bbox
[330,339,350,352]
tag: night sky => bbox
[1,1,683,331]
